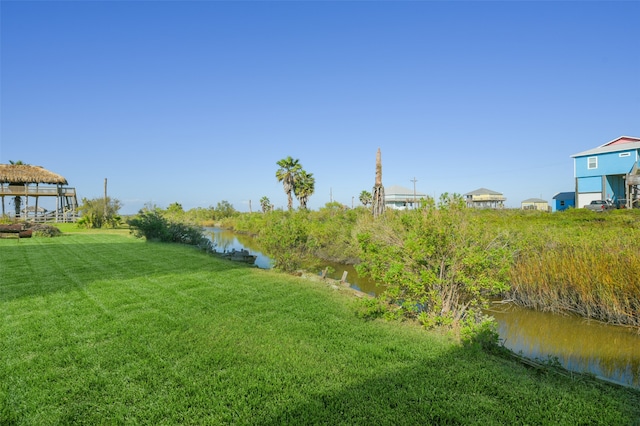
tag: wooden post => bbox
[24,183,29,219]
[56,185,60,222]
[35,183,40,222]
[340,271,348,284]
[104,178,108,219]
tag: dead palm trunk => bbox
[14,196,21,218]
[372,148,385,218]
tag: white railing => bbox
[468,194,506,202]
[3,210,79,223]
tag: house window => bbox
[588,157,598,169]
[560,201,565,206]
[620,152,631,158]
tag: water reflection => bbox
[205,227,272,269]
[205,228,383,294]
[310,261,385,297]
[489,304,640,388]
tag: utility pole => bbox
[104,178,108,218]
[410,177,417,209]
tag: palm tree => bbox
[260,196,271,213]
[294,170,315,209]
[9,160,25,217]
[359,190,372,207]
[275,156,301,211]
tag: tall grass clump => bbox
[509,225,640,326]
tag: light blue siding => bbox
[574,150,637,177]
[577,176,602,193]
[605,175,626,201]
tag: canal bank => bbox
[206,227,640,389]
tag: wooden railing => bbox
[0,186,76,196]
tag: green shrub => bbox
[356,204,514,333]
[127,210,214,251]
[29,224,62,238]
[353,297,388,320]
[257,211,312,272]
[127,210,170,241]
[460,313,502,353]
[77,197,122,228]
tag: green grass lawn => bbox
[1,232,639,425]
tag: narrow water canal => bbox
[206,228,640,389]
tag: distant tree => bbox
[141,201,158,213]
[276,156,301,211]
[438,192,465,209]
[164,202,185,221]
[260,196,271,213]
[214,200,237,219]
[186,206,216,224]
[167,202,183,212]
[77,196,122,228]
[359,190,372,207]
[294,170,315,210]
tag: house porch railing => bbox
[0,185,76,197]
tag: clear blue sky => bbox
[1,1,639,214]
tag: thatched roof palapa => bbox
[0,164,68,185]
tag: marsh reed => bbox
[508,225,640,327]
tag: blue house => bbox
[571,136,640,209]
[552,192,575,211]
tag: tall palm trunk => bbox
[14,196,21,218]
[372,148,385,218]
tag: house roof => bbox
[385,185,426,197]
[521,198,547,204]
[552,192,575,200]
[464,188,503,196]
[0,164,68,185]
[571,136,640,158]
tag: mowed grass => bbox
[1,233,639,425]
